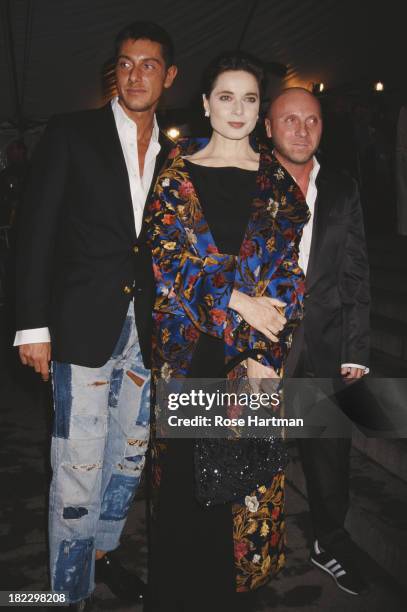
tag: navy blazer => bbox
[16,104,173,367]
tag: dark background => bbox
[1,2,407,610]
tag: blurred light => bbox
[166,127,180,139]
[312,82,325,94]
[374,81,384,92]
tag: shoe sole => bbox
[310,556,359,596]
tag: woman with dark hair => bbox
[147,52,309,610]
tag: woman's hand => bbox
[229,290,286,341]
[246,357,279,379]
[246,357,279,395]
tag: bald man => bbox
[265,88,370,595]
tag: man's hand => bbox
[229,291,287,341]
[341,366,365,380]
[19,342,51,382]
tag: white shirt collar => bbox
[111,96,160,144]
[309,156,320,186]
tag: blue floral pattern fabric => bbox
[147,138,310,378]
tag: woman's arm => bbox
[230,236,305,372]
[149,185,235,338]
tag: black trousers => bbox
[294,345,351,549]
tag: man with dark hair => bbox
[265,88,370,596]
[15,21,177,610]
[114,20,175,67]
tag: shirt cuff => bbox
[341,363,369,374]
[14,328,51,346]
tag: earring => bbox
[204,109,210,117]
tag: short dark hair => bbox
[114,21,175,67]
[202,51,265,97]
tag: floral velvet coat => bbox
[146,138,309,381]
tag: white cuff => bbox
[14,328,51,346]
[341,363,369,374]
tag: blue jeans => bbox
[49,304,150,603]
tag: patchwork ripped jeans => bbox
[49,304,150,603]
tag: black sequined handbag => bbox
[192,356,288,506]
[194,436,288,506]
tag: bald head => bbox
[267,87,321,120]
[265,87,322,169]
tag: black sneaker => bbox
[95,552,146,603]
[310,540,368,595]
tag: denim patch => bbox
[53,538,93,601]
[108,368,124,408]
[135,383,150,426]
[52,362,72,439]
[99,474,139,521]
[111,315,132,358]
[63,507,89,519]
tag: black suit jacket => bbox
[285,166,370,377]
[16,104,174,368]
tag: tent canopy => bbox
[0,0,403,126]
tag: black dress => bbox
[186,161,254,379]
[149,163,285,611]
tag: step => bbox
[352,430,407,483]
[371,288,407,324]
[370,314,407,361]
[286,442,407,587]
[347,449,407,588]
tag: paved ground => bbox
[1,363,406,612]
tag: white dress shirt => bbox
[298,157,368,374]
[111,97,161,236]
[14,97,160,346]
[298,157,320,275]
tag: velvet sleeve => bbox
[149,183,236,338]
[15,116,69,331]
[246,238,306,369]
[226,222,306,372]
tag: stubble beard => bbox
[273,137,318,167]
[119,94,156,114]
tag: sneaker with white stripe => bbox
[310,540,368,595]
